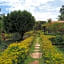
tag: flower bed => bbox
[0,36,34,64]
[40,35,64,64]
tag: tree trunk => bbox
[21,31,24,40]
[18,31,24,41]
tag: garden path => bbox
[29,38,42,64]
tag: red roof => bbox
[58,21,64,23]
[51,21,64,23]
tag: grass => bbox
[24,38,36,64]
[24,34,43,64]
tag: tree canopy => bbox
[3,10,35,40]
[58,5,64,20]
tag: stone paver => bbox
[35,46,40,49]
[35,43,40,47]
[29,39,42,64]
[30,52,42,58]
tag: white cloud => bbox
[6,0,54,11]
[60,0,64,2]
[0,0,60,21]
[24,0,54,7]
[32,11,59,21]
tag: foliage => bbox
[37,21,46,24]
[3,10,35,40]
[0,16,4,44]
[40,34,64,64]
[46,22,64,34]
[50,35,64,45]
[58,5,64,20]
[24,31,34,39]
[33,21,46,30]
[0,36,34,64]
[48,18,52,23]
[5,33,21,41]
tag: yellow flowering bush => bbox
[0,36,34,64]
[40,34,64,64]
[24,31,34,35]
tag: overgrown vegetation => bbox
[50,35,64,45]
[0,36,34,64]
[44,22,64,35]
[3,10,35,40]
[40,33,64,64]
[50,35,64,53]
[58,5,64,20]
[0,5,64,64]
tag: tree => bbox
[43,26,46,34]
[48,18,52,23]
[58,5,64,20]
[37,21,46,24]
[3,10,35,40]
[34,21,46,30]
[46,22,64,34]
[0,15,4,43]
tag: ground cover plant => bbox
[0,36,34,64]
[40,34,64,64]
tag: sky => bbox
[0,0,64,21]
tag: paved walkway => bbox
[29,42,42,64]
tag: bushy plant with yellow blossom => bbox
[40,34,64,64]
[0,36,34,64]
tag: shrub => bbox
[0,36,34,64]
[40,34,64,64]
[50,35,64,45]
